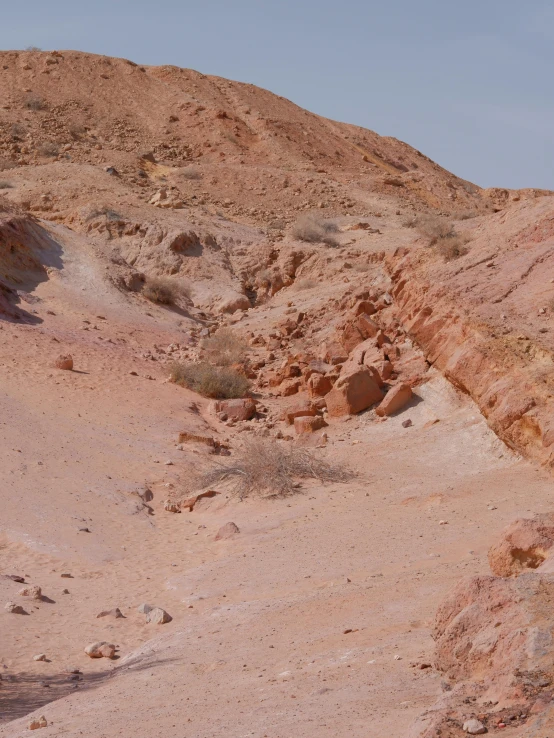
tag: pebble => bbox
[33,654,47,662]
[463,718,487,734]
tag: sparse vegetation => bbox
[414,214,455,244]
[0,181,13,189]
[85,206,123,222]
[202,328,247,367]
[436,234,470,261]
[24,93,48,111]
[142,276,187,305]
[10,123,26,140]
[294,277,318,291]
[170,361,250,399]
[193,438,353,499]
[181,165,202,180]
[36,142,59,157]
[69,123,86,140]
[0,158,15,172]
[25,46,42,52]
[292,212,339,247]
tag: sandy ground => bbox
[1,221,553,737]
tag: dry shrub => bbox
[195,438,353,499]
[415,214,454,244]
[36,141,59,157]
[69,123,86,140]
[294,277,317,291]
[25,93,47,111]
[0,181,13,189]
[84,205,123,222]
[170,361,250,399]
[292,212,339,247]
[181,165,201,180]
[10,123,26,140]
[202,328,247,366]
[0,158,15,171]
[142,276,186,305]
[436,234,470,261]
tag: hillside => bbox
[1,50,554,738]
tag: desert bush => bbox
[170,361,250,399]
[25,46,42,52]
[69,123,86,140]
[414,214,454,244]
[84,206,123,222]
[291,212,339,247]
[0,158,14,171]
[10,123,26,140]
[181,165,201,180]
[194,438,353,499]
[202,328,247,366]
[436,234,470,261]
[294,277,317,291]
[36,142,59,157]
[142,276,186,305]
[0,181,13,189]
[24,93,47,111]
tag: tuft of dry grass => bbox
[436,234,470,261]
[170,361,250,398]
[414,214,454,244]
[24,93,48,111]
[202,328,247,366]
[294,277,318,291]
[193,438,353,499]
[36,142,59,157]
[84,205,123,222]
[292,213,339,247]
[181,165,202,180]
[142,276,187,305]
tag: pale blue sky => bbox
[2,0,553,189]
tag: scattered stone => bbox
[33,654,47,662]
[28,716,48,730]
[137,603,153,614]
[164,460,174,466]
[5,602,25,614]
[294,415,328,434]
[326,367,384,417]
[211,398,257,422]
[19,585,42,600]
[215,522,240,540]
[84,642,116,659]
[145,607,172,624]
[54,354,73,370]
[463,719,487,734]
[164,500,181,513]
[2,574,25,583]
[96,608,124,619]
[402,418,413,428]
[60,573,73,578]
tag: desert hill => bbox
[1,50,554,738]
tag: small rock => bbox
[215,522,240,540]
[402,418,413,428]
[19,585,42,600]
[2,574,25,583]
[164,500,181,513]
[54,354,73,370]
[463,718,487,734]
[60,573,73,578]
[28,716,48,730]
[96,608,124,619]
[137,603,153,615]
[33,654,47,662]
[84,642,116,659]
[5,601,25,614]
[164,460,174,466]
[145,607,172,624]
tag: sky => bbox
[1,0,553,189]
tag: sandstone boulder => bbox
[307,374,334,397]
[488,513,554,577]
[28,716,47,730]
[284,400,316,425]
[145,607,172,624]
[325,367,384,417]
[215,522,240,540]
[356,313,379,339]
[212,398,256,421]
[54,354,73,370]
[294,415,328,434]
[84,642,116,659]
[19,585,42,600]
[5,601,25,614]
[375,383,413,417]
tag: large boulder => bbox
[325,367,384,417]
[488,513,554,577]
[212,398,257,421]
[375,383,413,416]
